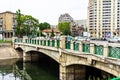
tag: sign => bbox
[106,32,111,38]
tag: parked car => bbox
[108,37,120,43]
[74,36,84,41]
[74,36,90,42]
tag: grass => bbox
[0,40,12,43]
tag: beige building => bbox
[87,0,120,38]
[0,11,17,39]
[42,28,61,38]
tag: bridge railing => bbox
[14,37,120,60]
[17,38,60,48]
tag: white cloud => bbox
[0,0,88,25]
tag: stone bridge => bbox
[13,36,120,80]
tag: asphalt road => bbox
[90,40,120,47]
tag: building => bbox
[87,0,120,38]
[58,13,84,36]
[0,11,17,40]
[42,28,61,39]
[75,19,86,29]
[58,13,74,23]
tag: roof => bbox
[0,11,16,14]
[42,28,60,33]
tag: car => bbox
[108,37,120,43]
[90,37,96,40]
[74,36,84,41]
[74,36,90,42]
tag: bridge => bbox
[13,36,120,80]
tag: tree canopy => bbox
[39,22,50,30]
[58,22,71,35]
[15,9,39,37]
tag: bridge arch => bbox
[65,61,116,77]
[25,49,60,63]
[15,47,24,58]
[65,64,114,80]
[14,45,60,63]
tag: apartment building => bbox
[87,0,120,38]
[0,11,17,40]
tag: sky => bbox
[0,0,88,25]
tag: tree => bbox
[23,15,39,37]
[16,9,39,37]
[16,9,22,37]
[58,22,71,35]
[39,22,50,30]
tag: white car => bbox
[74,36,90,42]
[75,36,84,41]
[108,37,120,43]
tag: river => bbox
[0,59,59,80]
[0,58,114,80]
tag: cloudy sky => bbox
[0,0,88,25]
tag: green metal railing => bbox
[44,40,46,46]
[32,39,34,44]
[66,41,71,49]
[73,42,79,51]
[57,40,60,47]
[109,46,120,59]
[15,38,22,43]
[47,40,50,46]
[83,43,90,53]
[40,40,42,45]
[52,40,55,47]
[94,45,103,55]
[29,39,31,44]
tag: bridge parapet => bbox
[13,37,120,60]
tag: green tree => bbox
[16,9,39,37]
[16,9,23,37]
[39,22,50,30]
[23,15,39,37]
[58,22,71,35]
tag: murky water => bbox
[0,59,59,80]
[0,58,114,80]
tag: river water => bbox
[0,58,114,80]
[0,59,59,80]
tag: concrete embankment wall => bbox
[0,43,20,60]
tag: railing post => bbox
[60,36,66,49]
[23,36,28,43]
[90,43,94,54]
[79,42,83,52]
[103,44,109,58]
[71,41,74,50]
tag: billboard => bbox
[82,32,90,37]
[105,32,111,38]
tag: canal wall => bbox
[0,43,21,60]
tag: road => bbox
[90,40,120,47]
